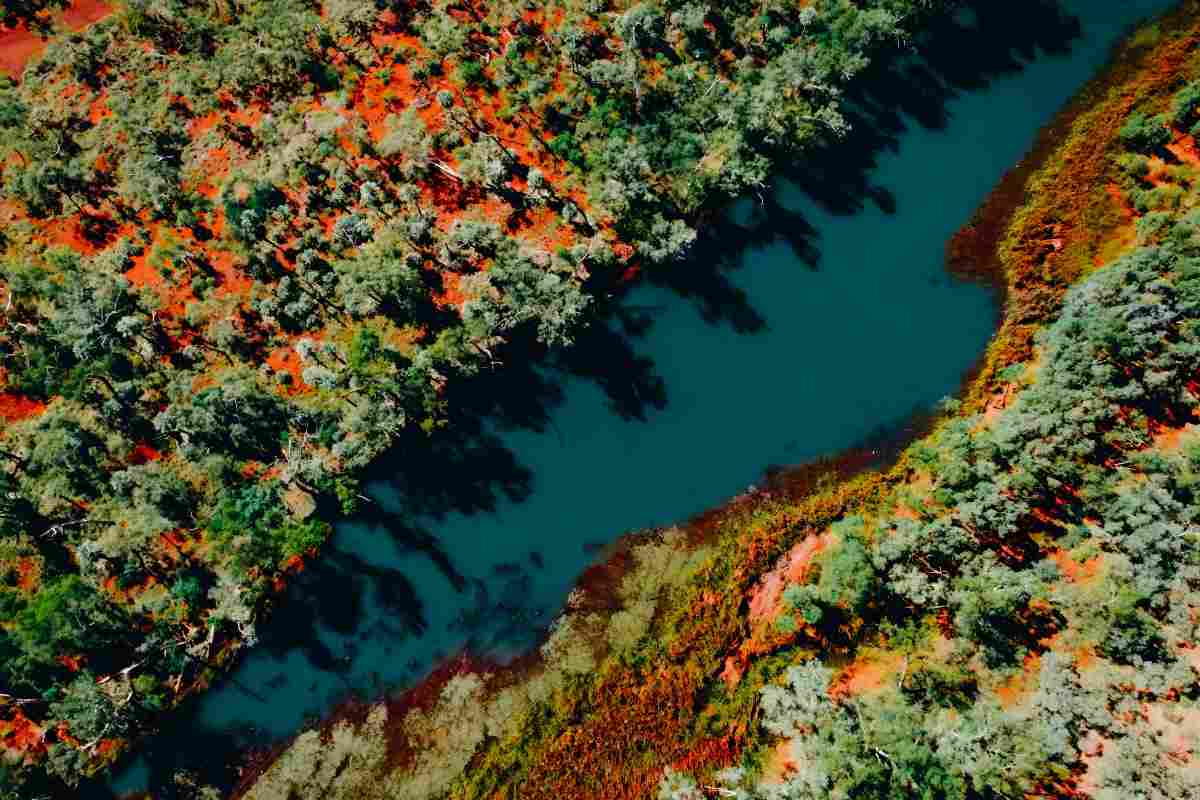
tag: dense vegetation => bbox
[238,6,1200,800]
[0,0,956,795]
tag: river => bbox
[105,0,1181,793]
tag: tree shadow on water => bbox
[782,0,1083,218]
[633,0,1084,336]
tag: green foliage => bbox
[2,576,124,692]
[456,58,488,88]
[206,481,330,573]
[1119,111,1172,153]
[1171,80,1200,127]
[900,659,977,711]
[781,517,878,631]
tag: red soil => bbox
[1152,424,1192,452]
[0,392,45,422]
[747,532,829,624]
[265,346,308,390]
[981,382,1017,426]
[722,531,833,690]
[60,0,112,29]
[0,0,114,79]
[1074,645,1099,673]
[1048,550,1103,584]
[994,651,1041,709]
[56,654,82,672]
[435,271,466,308]
[129,444,162,465]
[0,28,46,79]
[758,738,799,786]
[0,709,46,762]
[94,737,121,758]
[14,557,39,591]
[1167,134,1200,166]
[828,650,906,701]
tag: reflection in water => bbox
[102,1,1178,795]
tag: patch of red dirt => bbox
[982,382,1017,426]
[129,444,162,465]
[1048,549,1104,585]
[265,343,311,393]
[0,708,46,762]
[0,392,44,422]
[828,650,905,700]
[994,651,1041,709]
[1074,646,1099,673]
[14,557,39,591]
[758,737,798,786]
[1167,134,1200,166]
[436,270,466,308]
[747,532,830,624]
[56,654,82,672]
[159,527,190,549]
[93,737,121,758]
[0,0,114,79]
[1152,424,1192,452]
[61,0,113,29]
[719,655,743,690]
[0,27,46,79]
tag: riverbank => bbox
[232,4,1200,799]
[951,0,1200,411]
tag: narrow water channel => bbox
[108,0,1182,792]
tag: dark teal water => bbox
[108,0,1181,792]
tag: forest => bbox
[237,4,1200,800]
[0,0,952,796]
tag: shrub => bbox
[1119,112,1171,153]
[1171,81,1200,127]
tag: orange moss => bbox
[521,666,715,800]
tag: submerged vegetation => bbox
[0,0,966,795]
[238,4,1200,800]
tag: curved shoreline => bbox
[950,0,1200,413]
